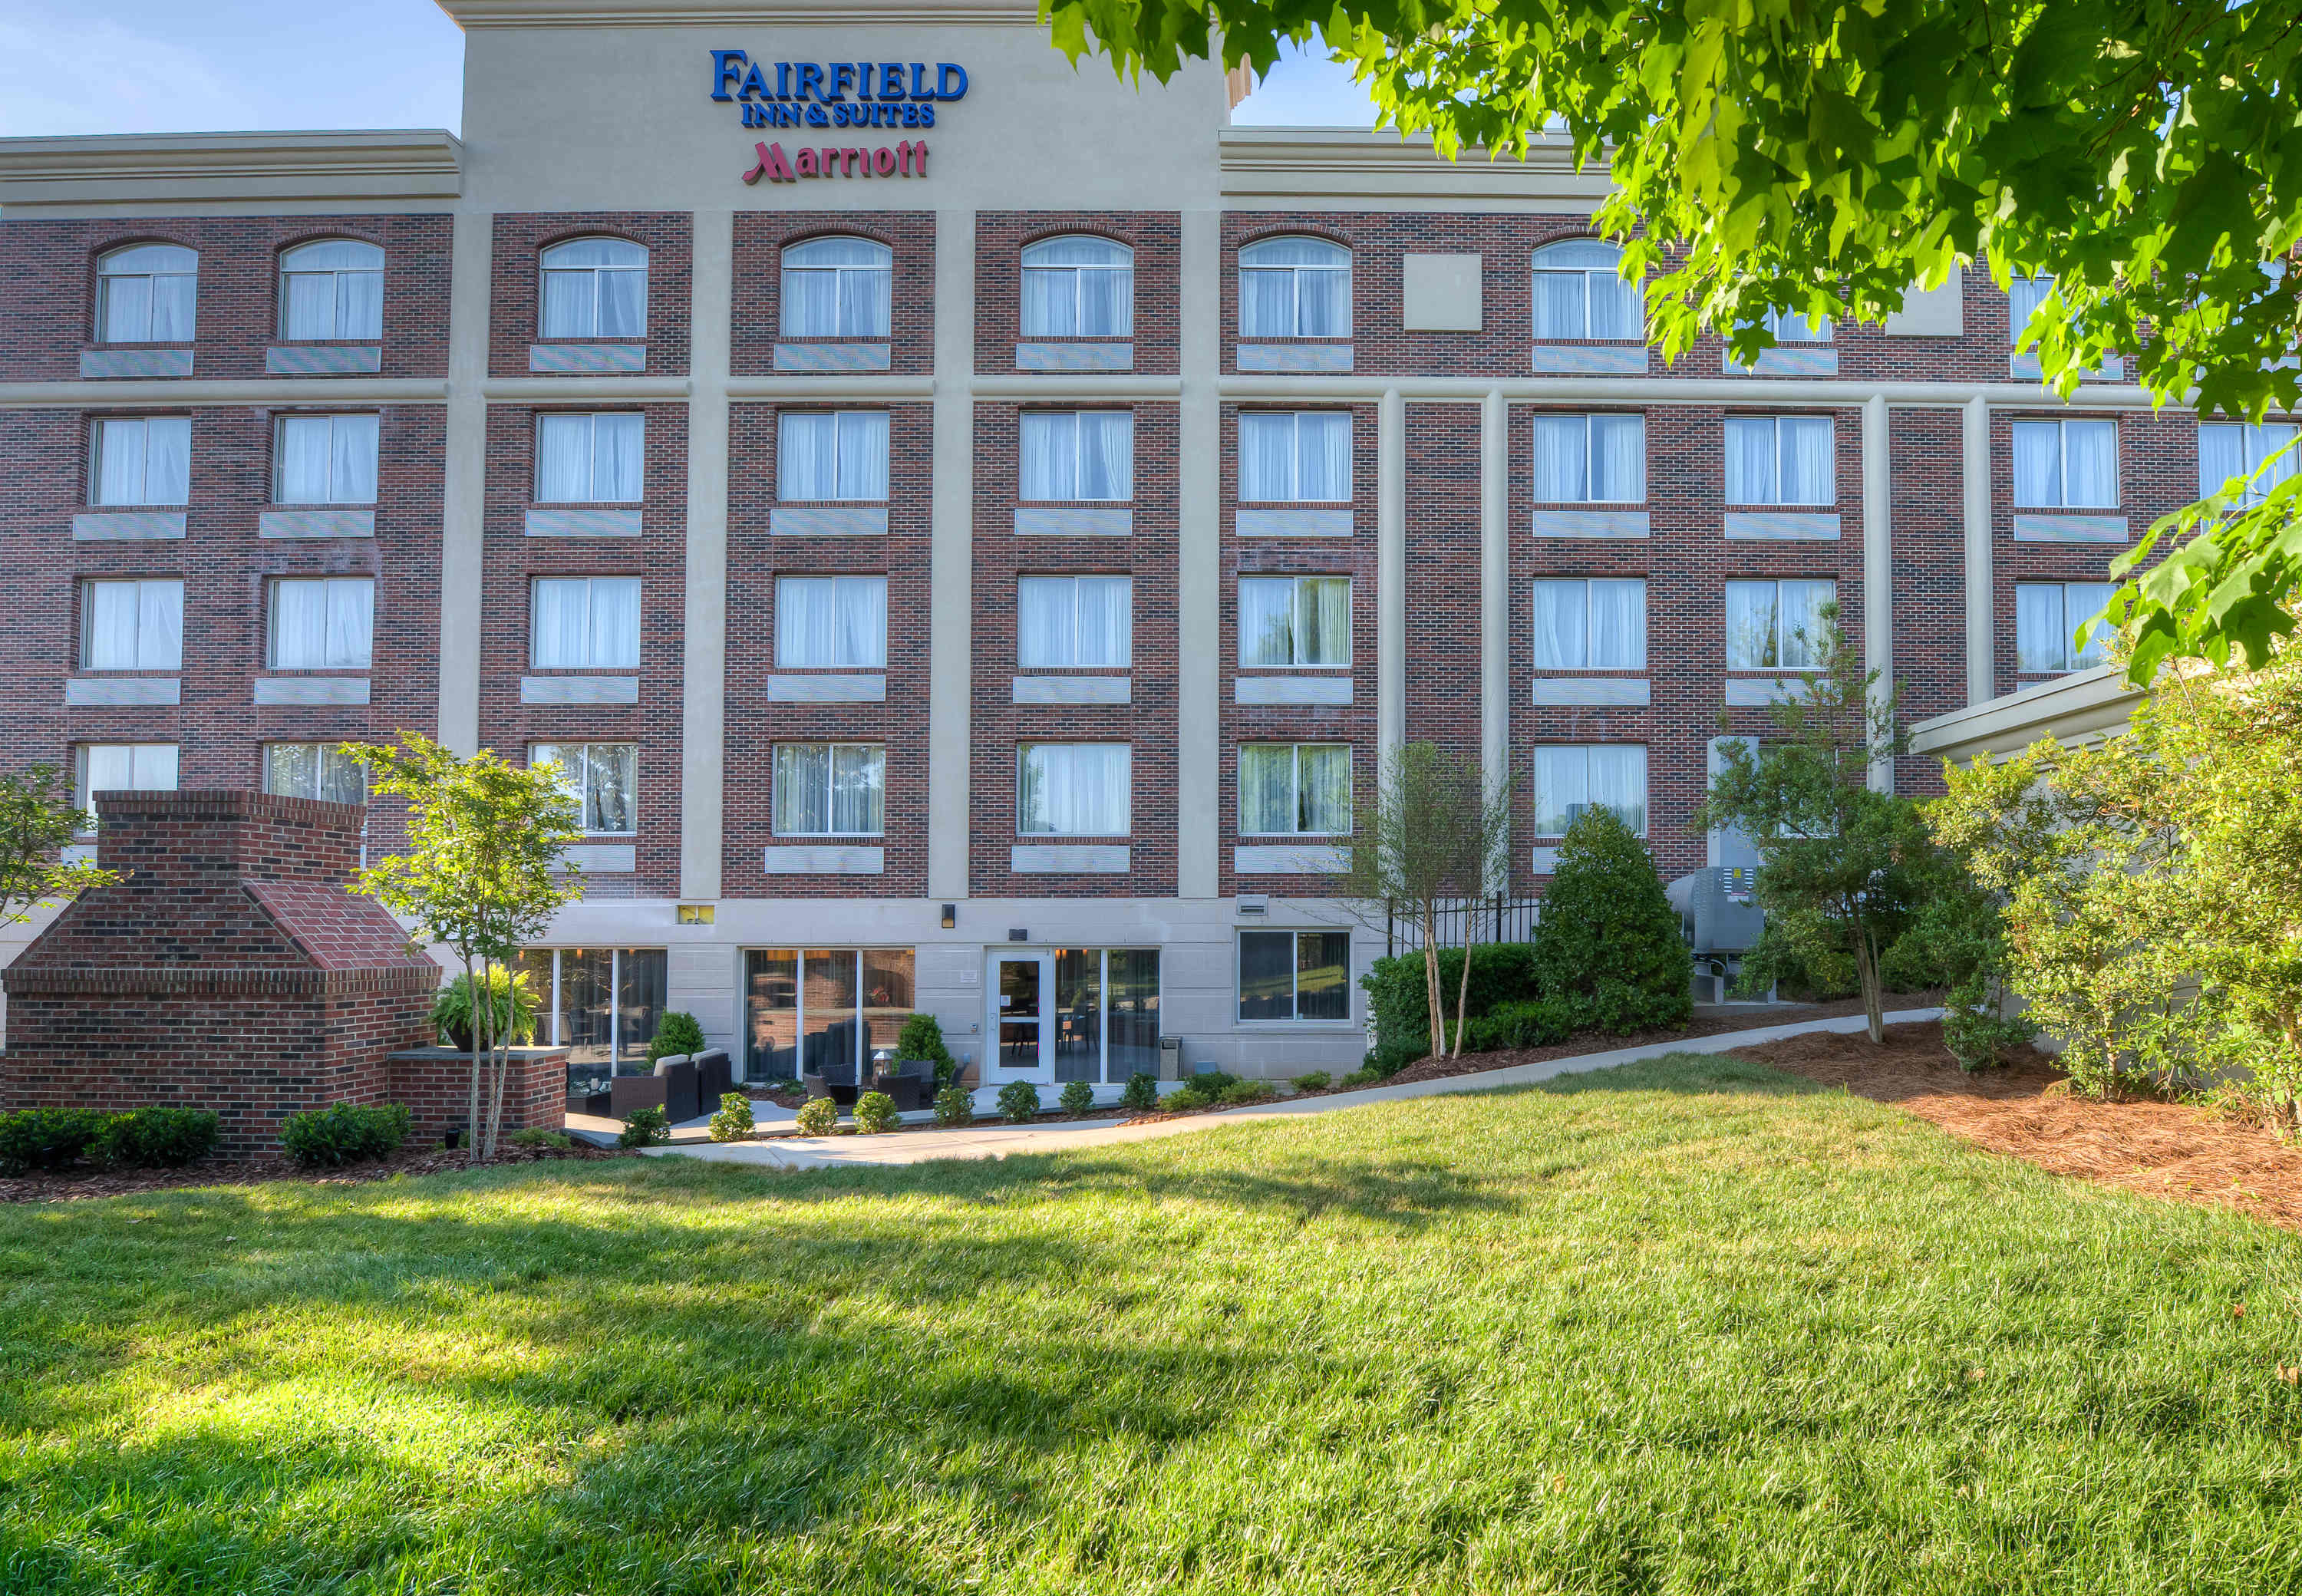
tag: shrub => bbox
[1164,1084,1212,1110]
[1120,1073,1160,1111]
[1059,1080,1097,1115]
[510,1127,572,1152]
[1463,997,1581,1054]
[1335,1067,1383,1089]
[1529,807,1694,1035]
[1361,943,1542,1072]
[707,1092,755,1142]
[430,967,538,1048]
[855,1091,900,1134]
[934,1085,975,1126]
[282,1102,414,1167]
[996,1081,1042,1123]
[97,1107,220,1169]
[648,1011,707,1063]
[794,1096,839,1136]
[1218,1080,1276,1106]
[895,1013,961,1087]
[617,1105,671,1149]
[1291,1070,1332,1091]
[1186,1070,1239,1099]
[0,1108,110,1176]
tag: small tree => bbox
[345,734,582,1163]
[1530,806,1691,1035]
[0,765,116,928]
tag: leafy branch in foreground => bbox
[0,766,117,927]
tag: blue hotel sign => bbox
[710,51,968,130]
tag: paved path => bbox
[647,1006,1943,1173]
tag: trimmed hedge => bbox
[1362,942,1542,1074]
[0,1106,223,1177]
[280,1103,414,1167]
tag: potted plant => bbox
[432,968,539,1053]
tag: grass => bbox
[5,1051,2302,1594]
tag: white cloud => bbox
[0,18,256,137]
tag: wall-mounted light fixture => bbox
[677,903,715,925]
[940,902,956,928]
[1008,928,1028,941]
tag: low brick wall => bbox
[386,1046,568,1145]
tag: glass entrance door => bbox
[991,953,1051,1080]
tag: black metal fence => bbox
[1383,895,1545,958]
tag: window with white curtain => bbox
[2199,421,2299,504]
[1532,579,1647,670]
[269,577,374,669]
[264,743,367,805]
[1238,575,1350,667]
[1530,240,1641,341]
[1724,416,1835,505]
[773,743,885,836]
[777,411,889,501]
[77,743,178,816]
[530,742,638,833]
[1017,743,1130,835]
[1020,411,1133,501]
[539,237,648,338]
[1725,579,1836,669]
[1755,307,1833,342]
[81,579,183,670]
[530,576,641,669]
[780,236,892,338]
[279,239,383,341]
[1532,414,1646,502]
[275,414,379,505]
[2016,582,2116,673]
[1021,236,1133,338]
[775,575,887,668]
[97,244,197,343]
[89,417,189,506]
[1533,744,1647,836]
[1017,575,1132,668]
[1239,744,1351,836]
[536,413,645,503]
[1240,411,1352,501]
[1239,236,1352,338]
[2007,275,2056,345]
[2013,418,2119,507]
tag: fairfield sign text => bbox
[711,50,966,186]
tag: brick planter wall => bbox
[385,1045,567,1146]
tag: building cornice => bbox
[436,0,1044,25]
[1219,127,1611,209]
[0,130,463,213]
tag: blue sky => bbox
[0,3,1378,137]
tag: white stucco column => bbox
[436,209,493,754]
[1862,393,1893,791]
[926,209,977,901]
[1963,394,1994,705]
[679,209,733,902]
[1480,387,1510,792]
[1176,208,1222,900]
[1377,386,1407,765]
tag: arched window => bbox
[1531,240,1641,341]
[280,239,384,341]
[539,237,648,339]
[780,237,892,338]
[97,244,197,343]
[1021,236,1133,338]
[1239,236,1351,338]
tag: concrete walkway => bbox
[647,1006,1943,1172]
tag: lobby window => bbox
[1532,414,1645,502]
[1240,411,1351,502]
[269,577,374,670]
[1018,575,1132,668]
[530,576,641,670]
[1021,236,1133,338]
[81,579,183,671]
[97,244,196,344]
[1725,415,1835,505]
[536,412,644,503]
[780,236,892,338]
[2200,421,2298,504]
[89,417,189,506]
[279,239,383,341]
[1238,930,1351,1023]
[264,743,367,805]
[1531,240,1640,341]
[1239,575,1350,667]
[2013,418,2118,507]
[539,237,648,338]
[777,411,889,501]
[275,414,379,506]
[530,742,636,833]
[1017,744,1130,836]
[1021,411,1133,501]
[1533,579,1647,670]
[1239,236,1351,338]
[1533,744,1647,837]
[77,743,178,817]
[2016,582,2116,674]
[742,947,913,1082]
[1726,579,1835,670]
[773,743,885,836]
[516,946,668,1110]
[775,575,886,668]
[1240,743,1351,836]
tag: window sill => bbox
[1529,507,1649,539]
[262,506,375,539]
[522,674,641,705]
[1723,510,1841,541]
[1011,843,1130,874]
[529,342,646,374]
[267,344,381,376]
[1238,341,1354,374]
[254,676,371,706]
[80,347,193,379]
[767,673,886,703]
[1532,677,1649,707]
[526,505,641,537]
[774,504,889,536]
[765,844,884,874]
[1016,340,1133,373]
[772,340,892,373]
[1012,675,1130,704]
[1234,675,1352,706]
[1014,506,1131,536]
[1530,342,1647,374]
[74,509,186,541]
[2010,512,2129,542]
[1237,506,1353,538]
[64,675,181,707]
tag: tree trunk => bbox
[1855,928,1885,1044]
[1450,931,1475,1060]
[1422,903,1445,1060]
[483,957,511,1160]
[463,955,482,1166]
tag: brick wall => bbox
[490,213,693,378]
[731,210,935,376]
[975,211,1181,375]
[1891,410,1969,795]
[385,1047,566,1146]
[1403,403,1485,763]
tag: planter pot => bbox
[444,1026,474,1053]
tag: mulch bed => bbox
[0,1141,637,1205]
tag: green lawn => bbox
[5,1054,2301,1594]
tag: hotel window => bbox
[1532,414,1645,502]
[81,579,183,671]
[1725,579,1835,670]
[1239,236,1351,338]
[775,575,886,668]
[516,946,669,1110]
[275,414,379,505]
[1017,743,1130,836]
[1533,744,1647,836]
[89,417,189,506]
[539,237,648,338]
[1240,411,1351,502]
[2007,274,2056,345]
[1240,744,1351,836]
[1238,575,1350,667]
[1725,416,1835,505]
[777,411,889,501]
[1533,579,1647,670]
[742,947,914,1082]
[269,577,374,670]
[97,244,196,343]
[536,412,644,503]
[279,239,383,341]
[1530,240,1641,341]
[77,743,178,817]
[530,576,641,669]
[1020,411,1133,501]
[1755,307,1833,342]
[2016,582,2116,674]
[1021,236,1133,338]
[1047,948,1163,1083]
[1017,575,1132,668]
[2200,421,2299,504]
[773,743,885,836]
[780,236,892,338]
[1238,930,1351,1022]
[2013,418,2119,507]
[531,742,637,833]
[264,743,367,805]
